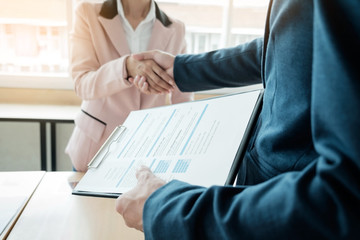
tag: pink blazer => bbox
[65,0,194,172]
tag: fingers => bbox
[116,191,144,231]
[140,81,150,94]
[131,75,154,95]
[115,166,164,232]
[151,62,174,86]
[115,194,126,215]
[132,50,175,78]
[127,55,174,94]
[129,60,175,94]
[135,166,166,190]
[138,61,174,93]
[145,76,172,94]
[136,166,153,182]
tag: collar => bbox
[99,0,172,27]
[117,0,155,27]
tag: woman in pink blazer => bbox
[65,0,194,172]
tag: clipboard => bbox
[87,125,127,169]
[72,126,128,198]
[73,89,264,198]
[225,89,263,185]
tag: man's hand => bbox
[116,166,166,231]
[129,50,176,94]
[133,50,175,78]
[126,55,174,94]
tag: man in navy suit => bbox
[116,0,360,239]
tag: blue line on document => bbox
[180,104,208,155]
[146,109,176,157]
[154,160,170,174]
[173,159,190,173]
[116,160,135,187]
[149,159,156,170]
[117,114,149,158]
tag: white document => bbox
[74,90,262,197]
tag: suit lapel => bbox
[147,19,175,50]
[98,15,131,56]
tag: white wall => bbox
[0,122,74,171]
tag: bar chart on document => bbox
[75,90,261,195]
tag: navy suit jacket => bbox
[143,0,360,239]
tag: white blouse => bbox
[117,0,156,53]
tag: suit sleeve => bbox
[70,3,131,100]
[143,1,360,239]
[173,38,263,92]
[169,20,194,104]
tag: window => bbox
[158,0,267,93]
[158,0,268,53]
[0,0,268,90]
[0,0,72,89]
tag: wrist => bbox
[125,55,133,79]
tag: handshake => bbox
[126,50,176,95]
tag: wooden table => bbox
[6,172,144,240]
[0,171,45,239]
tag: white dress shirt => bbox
[117,0,155,53]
